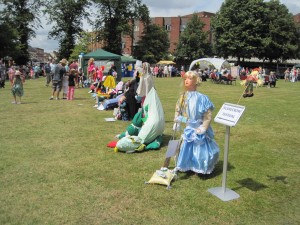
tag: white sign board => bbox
[214,103,245,127]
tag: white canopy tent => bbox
[189,58,231,71]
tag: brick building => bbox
[294,13,300,23]
[90,11,300,57]
[121,11,215,55]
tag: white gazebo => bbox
[189,58,231,71]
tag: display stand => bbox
[208,103,245,201]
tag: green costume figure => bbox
[116,109,144,139]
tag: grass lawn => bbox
[0,76,299,225]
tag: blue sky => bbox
[29,0,300,52]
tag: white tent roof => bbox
[189,58,230,71]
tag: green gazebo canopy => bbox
[83,49,121,60]
[121,56,137,63]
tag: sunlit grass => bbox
[0,77,299,224]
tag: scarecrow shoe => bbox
[135,144,146,152]
[243,93,248,98]
[248,93,254,97]
[145,135,163,150]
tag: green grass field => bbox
[0,77,299,225]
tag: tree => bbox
[175,13,211,63]
[45,0,91,60]
[92,0,149,55]
[69,31,92,61]
[211,0,267,63]
[0,20,21,59]
[212,0,300,64]
[133,24,169,64]
[0,0,43,65]
[260,0,300,63]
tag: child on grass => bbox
[67,69,77,100]
[11,70,24,104]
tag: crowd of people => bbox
[151,64,180,77]
[284,67,300,82]
[0,58,86,103]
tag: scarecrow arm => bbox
[196,109,212,134]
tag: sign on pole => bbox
[208,103,245,201]
[214,103,245,127]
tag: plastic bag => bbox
[146,168,176,189]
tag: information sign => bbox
[214,103,245,127]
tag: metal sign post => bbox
[208,103,245,201]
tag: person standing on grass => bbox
[268,71,277,88]
[33,64,40,79]
[30,67,34,79]
[44,61,52,87]
[0,61,6,88]
[168,64,172,77]
[163,65,168,78]
[173,71,219,175]
[69,60,78,71]
[11,70,24,104]
[50,59,67,100]
[67,69,77,100]
[62,62,70,99]
[284,68,290,82]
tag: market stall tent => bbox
[121,56,138,77]
[121,55,137,64]
[189,58,231,71]
[83,49,122,81]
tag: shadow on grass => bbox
[177,161,235,180]
[198,160,235,180]
[267,175,288,184]
[232,178,269,192]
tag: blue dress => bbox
[176,91,219,174]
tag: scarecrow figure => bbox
[241,70,263,98]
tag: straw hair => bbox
[88,58,94,65]
[180,70,201,92]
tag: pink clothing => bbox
[97,69,103,81]
[9,68,15,85]
[67,86,75,100]
[88,63,95,73]
[154,66,159,75]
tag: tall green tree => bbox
[69,31,92,61]
[92,0,149,55]
[133,24,169,64]
[260,0,300,63]
[1,0,43,64]
[0,19,21,59]
[211,0,267,63]
[45,0,91,60]
[175,13,211,62]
